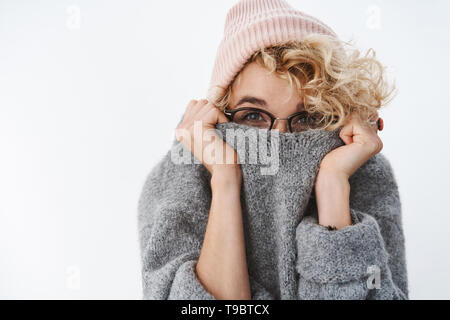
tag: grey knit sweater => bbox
[137,121,408,300]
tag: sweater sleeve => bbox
[138,147,216,300]
[295,153,408,300]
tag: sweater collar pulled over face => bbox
[214,122,344,298]
[168,121,345,298]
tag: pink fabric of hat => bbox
[206,0,339,104]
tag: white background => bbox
[1,0,449,299]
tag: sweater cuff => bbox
[168,260,216,300]
[296,208,389,284]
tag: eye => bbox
[242,112,263,121]
[290,112,322,131]
[296,117,308,124]
[232,109,272,128]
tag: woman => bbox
[138,0,408,300]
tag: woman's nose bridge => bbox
[272,118,289,132]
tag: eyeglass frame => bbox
[223,106,319,133]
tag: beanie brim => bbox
[206,0,340,105]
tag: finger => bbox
[184,99,209,125]
[203,102,228,125]
[195,99,211,112]
[350,113,383,153]
[198,98,209,105]
[196,98,209,110]
[196,99,215,119]
[351,111,377,135]
[184,99,198,115]
[187,99,197,106]
[216,108,229,123]
[204,101,228,124]
[184,99,199,116]
[339,122,354,145]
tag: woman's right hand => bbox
[175,99,240,177]
[177,99,249,299]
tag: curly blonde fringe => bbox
[214,34,397,130]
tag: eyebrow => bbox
[232,95,304,110]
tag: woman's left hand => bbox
[318,111,383,179]
[313,111,383,229]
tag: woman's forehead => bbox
[230,63,303,114]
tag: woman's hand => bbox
[314,111,383,229]
[177,99,249,299]
[176,99,240,178]
[319,111,383,178]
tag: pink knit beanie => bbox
[206,0,339,104]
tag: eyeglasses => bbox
[223,107,323,133]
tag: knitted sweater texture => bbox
[137,121,408,300]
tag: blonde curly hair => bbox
[213,34,396,130]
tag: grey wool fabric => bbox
[137,120,408,300]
